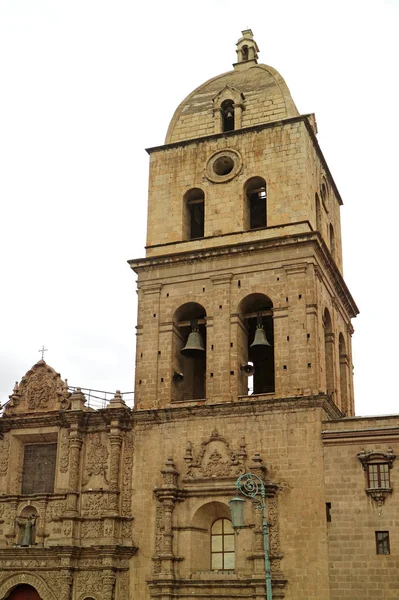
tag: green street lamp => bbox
[229,472,273,600]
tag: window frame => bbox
[210,518,235,571]
[367,463,390,490]
[376,531,390,555]
[357,449,395,505]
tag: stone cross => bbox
[38,346,48,360]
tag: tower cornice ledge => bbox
[132,393,343,423]
[129,231,359,319]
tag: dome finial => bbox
[234,29,259,70]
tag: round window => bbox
[205,149,242,183]
[213,156,234,176]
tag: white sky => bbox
[0,0,398,416]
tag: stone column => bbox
[209,273,233,403]
[102,572,116,600]
[66,423,83,516]
[108,431,123,514]
[154,458,180,579]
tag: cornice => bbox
[0,406,133,432]
[132,393,342,426]
[129,232,358,319]
[322,425,399,443]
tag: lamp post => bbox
[228,472,273,600]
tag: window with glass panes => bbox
[367,463,390,488]
[211,518,235,570]
[376,531,390,555]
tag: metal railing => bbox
[67,386,134,410]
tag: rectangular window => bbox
[376,531,390,555]
[368,463,390,489]
[21,443,57,494]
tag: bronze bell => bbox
[181,323,205,358]
[250,324,271,350]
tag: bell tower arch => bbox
[129,30,358,414]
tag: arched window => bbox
[184,188,205,240]
[221,99,235,132]
[241,45,249,61]
[329,224,335,259]
[16,506,38,546]
[321,180,328,209]
[6,585,41,600]
[245,177,267,230]
[315,192,322,232]
[339,333,349,414]
[190,501,233,573]
[211,518,235,570]
[323,309,334,397]
[172,302,206,401]
[238,293,274,395]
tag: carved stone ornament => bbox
[83,433,109,486]
[0,436,10,477]
[5,360,70,414]
[59,429,70,473]
[357,448,396,506]
[183,430,247,480]
[0,573,58,600]
[121,431,134,516]
[81,491,110,517]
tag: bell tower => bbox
[129,30,358,414]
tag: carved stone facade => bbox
[1,29,399,600]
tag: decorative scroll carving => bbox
[183,430,247,480]
[83,433,109,486]
[81,492,110,517]
[357,448,396,469]
[81,520,103,538]
[48,499,67,520]
[121,519,133,539]
[59,429,70,473]
[0,437,10,477]
[118,570,130,600]
[121,432,134,516]
[268,494,281,558]
[76,572,103,595]
[5,360,70,414]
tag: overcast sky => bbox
[1,0,398,416]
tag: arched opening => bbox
[16,506,38,546]
[221,99,235,132]
[245,177,267,230]
[315,192,322,232]
[321,181,328,207]
[173,302,206,401]
[238,294,274,395]
[339,333,349,414]
[323,309,334,397]
[329,223,335,259]
[190,501,233,573]
[5,585,42,600]
[184,188,205,240]
[241,45,249,61]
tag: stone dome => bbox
[165,29,299,144]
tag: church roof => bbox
[165,30,299,144]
